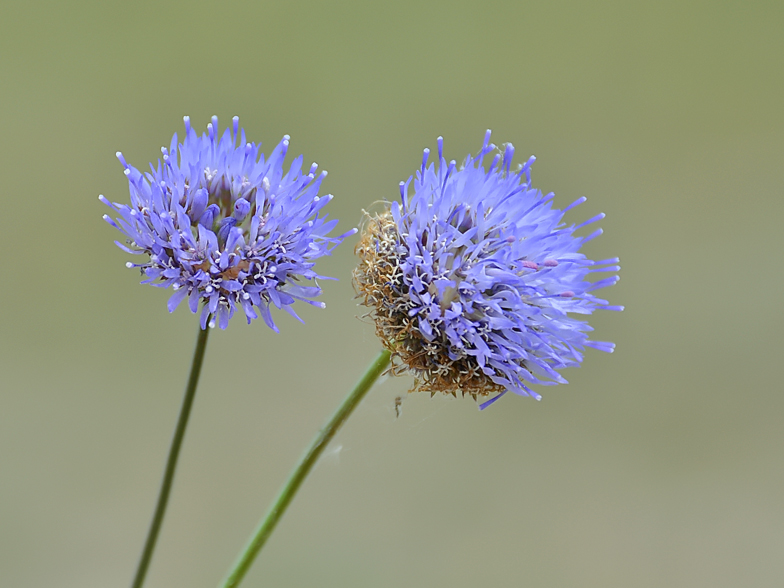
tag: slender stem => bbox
[130,324,211,588]
[220,348,392,588]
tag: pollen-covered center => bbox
[354,211,506,400]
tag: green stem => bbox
[130,324,211,588]
[220,348,392,588]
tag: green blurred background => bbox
[1,0,782,586]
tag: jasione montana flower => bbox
[102,116,354,330]
[354,132,622,408]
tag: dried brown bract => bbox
[354,210,504,401]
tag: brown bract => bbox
[353,210,504,401]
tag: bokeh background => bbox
[1,1,782,587]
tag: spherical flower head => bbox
[354,132,622,408]
[101,116,356,330]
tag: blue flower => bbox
[102,116,355,330]
[354,132,622,408]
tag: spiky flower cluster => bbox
[102,116,354,330]
[354,132,622,408]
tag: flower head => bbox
[101,116,355,330]
[354,132,622,408]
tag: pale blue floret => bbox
[101,116,355,330]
